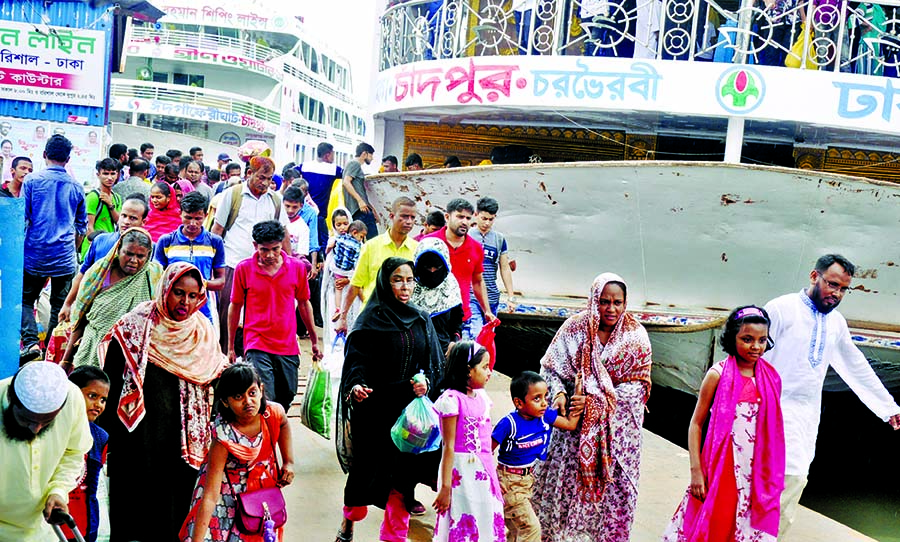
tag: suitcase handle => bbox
[48,509,86,542]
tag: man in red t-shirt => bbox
[228,220,322,412]
[426,198,496,340]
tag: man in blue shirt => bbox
[21,135,87,360]
[154,191,226,325]
[57,194,149,325]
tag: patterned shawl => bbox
[410,237,462,316]
[540,272,652,502]
[98,262,228,468]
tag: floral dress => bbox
[433,389,505,542]
[179,404,284,542]
[661,366,776,542]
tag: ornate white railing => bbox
[380,0,900,75]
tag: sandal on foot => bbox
[335,530,353,542]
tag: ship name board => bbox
[160,5,291,32]
[126,42,282,81]
[374,57,900,137]
[111,96,275,134]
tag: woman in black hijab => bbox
[335,257,445,542]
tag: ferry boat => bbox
[365,0,900,395]
[109,0,367,166]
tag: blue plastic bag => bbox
[390,396,441,454]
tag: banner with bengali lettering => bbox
[373,56,900,137]
[0,21,106,108]
[159,3,295,32]
[125,42,281,81]
[109,96,276,134]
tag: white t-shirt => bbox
[287,215,310,257]
[765,291,900,476]
[214,185,290,268]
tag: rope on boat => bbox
[643,317,729,333]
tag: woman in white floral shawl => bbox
[532,272,652,542]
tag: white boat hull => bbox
[366,162,900,394]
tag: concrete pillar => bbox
[724,116,744,164]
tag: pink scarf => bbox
[681,356,785,540]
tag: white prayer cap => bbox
[13,362,69,414]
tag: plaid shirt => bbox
[333,234,363,273]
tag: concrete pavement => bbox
[283,365,874,541]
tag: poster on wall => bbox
[0,118,103,188]
[0,21,107,107]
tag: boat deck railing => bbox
[381,0,900,77]
[110,80,281,126]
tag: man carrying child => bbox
[330,220,367,321]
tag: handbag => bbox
[228,414,288,535]
[786,22,816,69]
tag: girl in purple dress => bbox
[432,341,505,542]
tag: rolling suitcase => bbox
[48,509,87,542]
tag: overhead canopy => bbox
[89,0,165,22]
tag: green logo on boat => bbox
[716,67,765,114]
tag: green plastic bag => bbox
[301,361,333,440]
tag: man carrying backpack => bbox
[211,156,291,351]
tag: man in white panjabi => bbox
[764,254,900,536]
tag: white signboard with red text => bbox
[0,21,106,107]
[373,56,900,137]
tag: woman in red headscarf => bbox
[531,272,653,542]
[96,262,227,542]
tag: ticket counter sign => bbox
[0,21,106,108]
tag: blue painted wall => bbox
[0,197,24,379]
[0,0,113,126]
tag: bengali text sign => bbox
[0,21,106,107]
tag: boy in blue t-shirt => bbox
[492,371,583,542]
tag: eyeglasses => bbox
[389,277,416,287]
[818,275,851,294]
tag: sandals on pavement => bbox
[335,529,353,542]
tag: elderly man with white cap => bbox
[0,361,92,541]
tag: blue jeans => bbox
[463,299,499,341]
[21,271,73,350]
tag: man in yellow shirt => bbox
[0,362,92,541]
[335,196,418,333]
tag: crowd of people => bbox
[2,132,899,542]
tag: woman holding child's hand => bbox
[532,273,653,542]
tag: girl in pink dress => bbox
[432,341,505,542]
[662,305,785,542]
